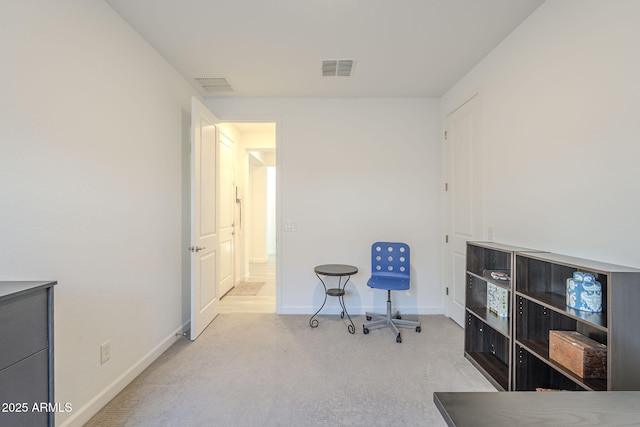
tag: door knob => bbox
[188,246,206,252]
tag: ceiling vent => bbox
[322,59,354,77]
[194,77,234,92]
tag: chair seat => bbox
[367,275,409,291]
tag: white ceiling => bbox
[105,0,544,98]
[228,122,277,134]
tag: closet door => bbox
[444,95,483,327]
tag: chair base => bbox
[363,290,421,343]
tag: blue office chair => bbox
[363,242,421,343]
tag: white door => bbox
[444,95,483,327]
[190,97,220,341]
[218,132,235,297]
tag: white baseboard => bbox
[59,321,189,427]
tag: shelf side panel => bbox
[609,272,640,390]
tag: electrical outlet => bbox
[101,340,111,365]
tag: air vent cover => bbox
[195,77,234,92]
[322,59,354,77]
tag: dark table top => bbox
[433,391,640,426]
[0,281,57,300]
[314,264,358,276]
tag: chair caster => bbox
[366,316,371,321]
[340,311,344,319]
[363,326,369,334]
[396,334,402,343]
[416,326,421,333]
[395,315,402,320]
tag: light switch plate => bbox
[283,221,297,232]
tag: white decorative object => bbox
[487,282,509,318]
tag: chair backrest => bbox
[371,242,410,279]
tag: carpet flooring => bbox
[85,314,495,426]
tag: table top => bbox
[314,264,358,276]
[433,391,640,426]
[0,281,57,300]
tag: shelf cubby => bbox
[514,343,590,391]
[515,254,608,330]
[464,312,510,391]
[467,243,513,279]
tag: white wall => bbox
[0,1,198,425]
[442,0,640,269]
[249,156,268,262]
[267,166,277,255]
[205,98,443,315]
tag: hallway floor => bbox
[220,256,276,313]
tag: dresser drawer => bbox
[0,349,49,427]
[0,289,48,369]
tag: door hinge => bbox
[445,182,448,191]
[445,235,449,243]
[444,131,448,140]
[446,287,449,296]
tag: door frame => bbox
[215,115,281,314]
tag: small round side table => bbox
[309,264,358,334]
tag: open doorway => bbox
[219,122,276,313]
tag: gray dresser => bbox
[0,281,56,427]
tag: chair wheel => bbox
[395,315,402,319]
[366,316,371,321]
[416,326,421,333]
[396,334,402,343]
[363,326,369,334]
[340,311,344,319]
